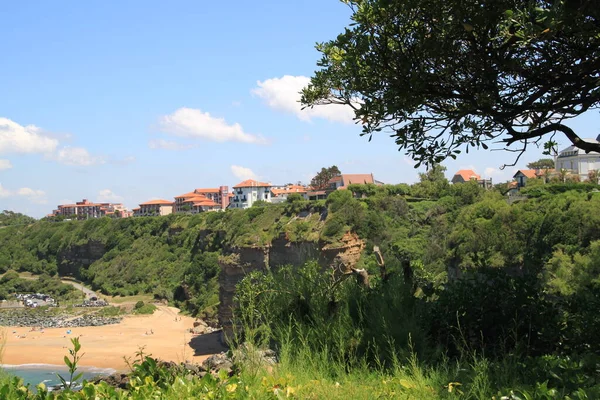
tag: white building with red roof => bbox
[270,184,308,203]
[231,179,272,209]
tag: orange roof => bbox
[193,200,218,207]
[194,188,220,193]
[139,199,173,206]
[331,173,375,189]
[174,191,199,199]
[182,195,209,203]
[233,179,271,188]
[515,169,537,179]
[508,181,518,188]
[271,187,308,196]
[454,169,481,181]
[132,207,140,211]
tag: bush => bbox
[134,303,157,315]
[134,300,145,310]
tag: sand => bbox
[1,306,227,371]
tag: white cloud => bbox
[97,189,124,203]
[231,165,258,181]
[148,139,195,151]
[0,183,47,204]
[252,75,356,124]
[159,107,267,144]
[0,159,12,170]
[0,183,10,198]
[0,117,58,154]
[0,117,106,168]
[17,187,47,204]
[52,147,105,166]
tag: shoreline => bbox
[1,306,227,371]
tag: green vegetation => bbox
[301,0,600,167]
[133,301,156,315]
[0,271,77,300]
[2,171,600,397]
[0,211,36,228]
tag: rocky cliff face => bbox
[57,240,106,278]
[218,232,364,342]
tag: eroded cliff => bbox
[218,232,364,342]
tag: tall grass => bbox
[231,262,600,399]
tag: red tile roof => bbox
[194,188,221,193]
[515,169,537,179]
[453,169,481,181]
[174,191,198,199]
[182,195,209,203]
[331,173,375,189]
[192,200,218,207]
[233,179,271,188]
[139,199,173,206]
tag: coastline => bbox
[1,306,227,371]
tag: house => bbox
[231,179,272,209]
[305,190,328,201]
[137,199,174,216]
[506,181,519,196]
[53,199,128,218]
[270,184,308,203]
[555,135,600,180]
[174,186,229,213]
[328,173,382,190]
[451,169,493,189]
[513,169,538,188]
[193,187,229,209]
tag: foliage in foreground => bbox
[302,0,600,167]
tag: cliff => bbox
[218,232,364,342]
[57,240,106,278]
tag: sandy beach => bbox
[1,306,227,371]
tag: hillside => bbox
[1,183,600,319]
[0,210,36,227]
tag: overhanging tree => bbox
[301,0,600,168]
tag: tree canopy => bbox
[310,165,341,189]
[527,158,555,170]
[0,210,36,227]
[302,0,600,167]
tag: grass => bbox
[104,294,153,304]
[133,303,157,315]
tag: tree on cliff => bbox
[301,0,600,168]
[310,165,341,189]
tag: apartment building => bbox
[53,199,128,218]
[137,199,174,216]
[174,186,229,213]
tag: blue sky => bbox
[1,1,598,217]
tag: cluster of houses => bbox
[48,137,600,218]
[49,173,382,218]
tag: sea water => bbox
[1,364,115,391]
